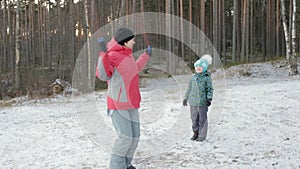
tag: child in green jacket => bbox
[183,54,213,142]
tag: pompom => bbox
[201,54,212,65]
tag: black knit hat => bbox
[114,27,135,46]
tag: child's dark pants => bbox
[190,106,208,140]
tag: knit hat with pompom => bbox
[114,27,135,46]
[194,54,212,72]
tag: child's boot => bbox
[191,131,198,140]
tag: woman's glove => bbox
[97,37,107,52]
[146,45,152,56]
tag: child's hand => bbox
[206,99,212,107]
[183,99,187,106]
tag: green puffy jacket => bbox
[184,72,213,106]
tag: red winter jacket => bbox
[96,38,150,110]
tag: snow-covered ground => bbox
[0,60,300,169]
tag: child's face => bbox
[195,66,203,73]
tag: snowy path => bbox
[0,74,300,169]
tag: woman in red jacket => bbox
[96,27,151,169]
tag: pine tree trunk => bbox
[209,0,213,42]
[189,0,193,68]
[180,0,185,62]
[84,0,91,86]
[216,0,221,60]
[47,0,52,70]
[166,0,172,74]
[221,0,226,65]
[213,0,218,63]
[262,1,266,61]
[15,0,21,89]
[280,0,291,60]
[245,0,250,62]
[140,0,145,49]
[29,0,35,68]
[290,0,298,75]
[241,0,246,62]
[236,0,241,62]
[69,0,75,72]
[120,0,126,17]
[250,0,254,62]
[2,0,8,72]
[8,1,14,79]
[170,0,176,74]
[276,0,281,57]
[199,0,205,57]
[270,0,275,58]
[232,0,237,62]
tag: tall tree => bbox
[281,0,298,75]
[213,0,220,63]
[200,0,206,56]
[245,0,250,62]
[120,0,126,17]
[68,0,76,72]
[241,0,247,62]
[188,0,193,67]
[46,0,52,70]
[8,1,14,77]
[289,0,297,75]
[15,0,21,89]
[1,0,8,73]
[267,0,276,58]
[232,0,238,62]
[261,0,267,60]
[180,0,184,61]
[166,0,172,74]
[221,0,226,65]
[249,0,254,61]
[84,0,91,85]
[28,0,35,67]
[276,0,282,57]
